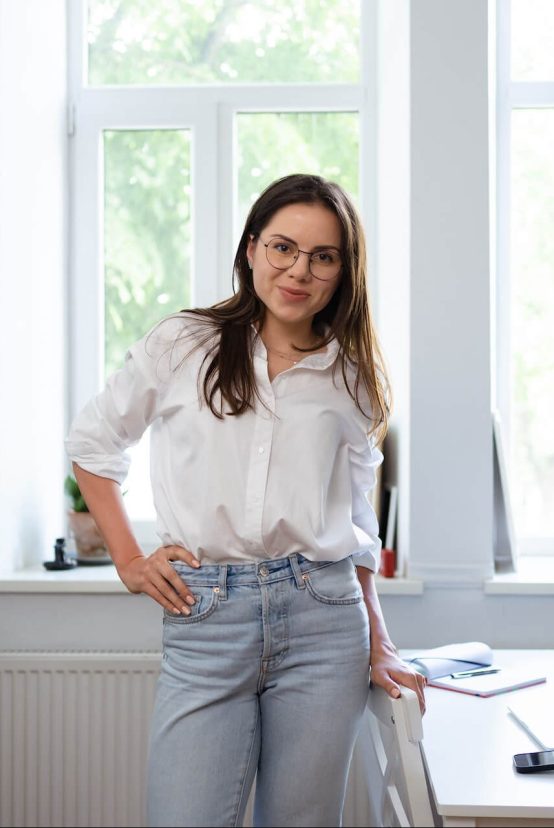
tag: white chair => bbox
[343,685,436,827]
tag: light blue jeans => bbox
[146,553,371,827]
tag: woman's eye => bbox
[275,242,291,253]
[315,251,334,264]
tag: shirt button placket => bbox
[243,374,274,546]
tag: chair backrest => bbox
[365,685,435,827]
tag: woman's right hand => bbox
[117,545,201,615]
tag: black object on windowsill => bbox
[43,537,78,571]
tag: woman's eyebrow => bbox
[268,233,341,252]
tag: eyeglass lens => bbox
[266,238,341,279]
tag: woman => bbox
[66,173,425,828]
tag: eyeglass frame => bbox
[257,235,342,281]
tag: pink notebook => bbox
[429,668,546,697]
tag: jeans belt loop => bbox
[218,564,228,600]
[288,553,306,590]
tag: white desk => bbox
[248,650,554,828]
[418,649,554,827]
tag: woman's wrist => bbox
[370,637,399,657]
[114,549,146,576]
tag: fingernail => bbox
[392,688,401,698]
[192,560,201,568]
[181,606,191,615]
[186,595,196,606]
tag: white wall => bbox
[0,0,67,572]
[408,0,493,584]
[378,0,493,584]
[375,0,411,577]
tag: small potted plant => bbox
[64,474,112,564]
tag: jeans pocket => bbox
[303,557,364,605]
[162,584,220,624]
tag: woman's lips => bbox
[278,286,310,301]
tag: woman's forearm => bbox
[72,462,144,573]
[356,565,426,710]
[355,566,397,653]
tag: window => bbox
[69,0,374,545]
[496,1,554,554]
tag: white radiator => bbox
[0,651,161,828]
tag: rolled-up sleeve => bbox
[65,333,163,485]
[349,433,384,572]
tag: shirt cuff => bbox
[65,441,130,487]
[352,538,381,573]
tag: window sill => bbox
[7,560,553,596]
[0,564,424,595]
[484,556,554,595]
[374,575,424,595]
[0,563,127,594]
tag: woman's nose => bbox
[287,250,312,278]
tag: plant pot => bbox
[67,511,112,564]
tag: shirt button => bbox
[258,446,264,454]
[259,565,269,576]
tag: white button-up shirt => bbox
[65,313,383,571]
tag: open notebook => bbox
[405,642,546,697]
[405,641,494,679]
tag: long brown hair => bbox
[157,173,391,442]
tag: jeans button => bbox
[259,565,269,577]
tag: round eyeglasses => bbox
[260,236,342,281]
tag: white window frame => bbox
[67,0,377,546]
[495,0,554,555]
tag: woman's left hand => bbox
[370,644,427,715]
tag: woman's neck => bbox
[255,317,322,353]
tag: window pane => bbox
[104,129,192,376]
[510,109,554,538]
[103,128,192,522]
[511,0,554,81]
[88,0,360,85]
[237,111,359,228]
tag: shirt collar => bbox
[250,322,340,370]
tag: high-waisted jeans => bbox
[146,553,371,828]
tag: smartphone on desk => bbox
[513,749,554,773]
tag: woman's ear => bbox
[246,235,257,267]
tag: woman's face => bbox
[246,202,342,332]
